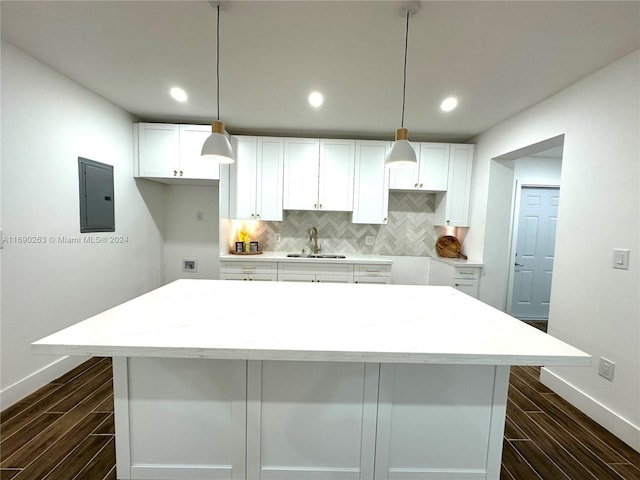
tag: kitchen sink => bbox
[286,253,346,259]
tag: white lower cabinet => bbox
[220,261,277,281]
[115,358,508,480]
[221,259,392,284]
[429,260,481,298]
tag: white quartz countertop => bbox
[220,252,392,264]
[33,280,590,367]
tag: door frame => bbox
[505,181,560,317]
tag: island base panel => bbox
[113,357,509,480]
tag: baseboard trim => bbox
[540,367,640,452]
[1,355,89,410]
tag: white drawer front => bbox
[354,264,391,277]
[453,280,479,298]
[279,262,353,276]
[221,261,277,275]
[453,267,480,280]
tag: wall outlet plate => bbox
[598,357,615,381]
[365,236,375,246]
[183,259,197,272]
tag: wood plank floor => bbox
[2,355,640,480]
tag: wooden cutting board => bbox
[435,235,468,259]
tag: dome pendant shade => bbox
[201,2,235,164]
[201,120,234,164]
[385,128,417,167]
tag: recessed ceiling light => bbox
[440,96,458,112]
[308,91,324,108]
[170,87,188,102]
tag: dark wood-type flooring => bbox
[2,351,640,479]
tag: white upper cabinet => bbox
[388,142,450,191]
[435,144,474,226]
[283,138,320,210]
[134,123,220,182]
[178,125,221,179]
[283,138,355,211]
[318,139,355,211]
[231,136,284,221]
[352,140,390,224]
[135,123,179,178]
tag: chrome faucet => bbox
[309,227,321,254]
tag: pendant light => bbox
[201,1,235,163]
[385,2,420,168]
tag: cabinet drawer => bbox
[453,267,480,280]
[453,279,479,298]
[354,264,391,277]
[354,277,391,284]
[279,262,353,276]
[221,261,277,275]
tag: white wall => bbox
[468,51,640,450]
[0,42,166,407]
[514,156,562,186]
[164,184,220,283]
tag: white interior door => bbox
[511,186,559,320]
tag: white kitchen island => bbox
[32,279,590,480]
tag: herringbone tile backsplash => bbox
[255,192,437,256]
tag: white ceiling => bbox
[2,1,639,142]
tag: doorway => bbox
[510,186,560,320]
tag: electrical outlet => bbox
[275,233,281,243]
[183,259,197,272]
[365,236,375,246]
[598,357,615,381]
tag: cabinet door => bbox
[136,123,179,178]
[352,140,389,224]
[247,361,378,480]
[435,144,474,226]
[283,138,320,210]
[387,141,419,190]
[230,136,258,220]
[255,137,284,221]
[179,125,220,180]
[318,139,355,211]
[119,358,246,479]
[374,364,503,479]
[418,143,450,191]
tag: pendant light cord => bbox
[216,3,221,122]
[401,11,410,128]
